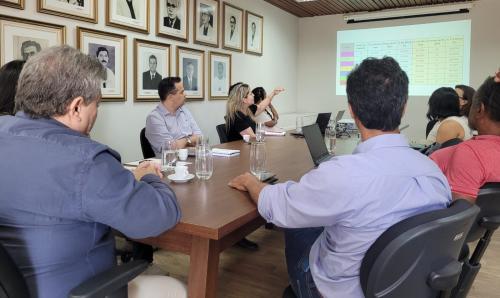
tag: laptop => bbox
[302,123,332,166]
[315,112,332,136]
[292,111,341,137]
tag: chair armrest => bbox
[69,260,149,298]
[480,216,500,230]
[428,261,462,291]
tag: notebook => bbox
[212,148,240,157]
[302,123,332,166]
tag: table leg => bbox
[188,236,220,298]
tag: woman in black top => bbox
[225,83,284,142]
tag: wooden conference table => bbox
[137,134,319,298]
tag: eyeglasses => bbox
[167,3,177,8]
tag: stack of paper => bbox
[264,130,286,136]
[212,148,240,157]
[123,158,161,167]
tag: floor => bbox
[152,227,500,297]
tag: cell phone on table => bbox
[259,171,276,182]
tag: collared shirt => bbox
[258,134,451,297]
[145,104,202,157]
[0,112,181,298]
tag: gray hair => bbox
[15,45,106,118]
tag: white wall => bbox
[297,0,500,143]
[0,0,298,161]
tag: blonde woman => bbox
[225,82,283,142]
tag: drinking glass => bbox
[325,125,337,155]
[295,116,303,133]
[195,142,213,180]
[250,142,267,180]
[161,139,177,171]
[255,122,265,142]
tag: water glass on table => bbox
[295,116,303,133]
[161,139,177,171]
[195,142,213,180]
[250,142,267,180]
[256,122,265,142]
[325,126,337,155]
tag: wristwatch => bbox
[186,136,192,145]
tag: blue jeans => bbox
[284,227,324,298]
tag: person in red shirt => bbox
[431,73,500,200]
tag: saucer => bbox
[168,173,195,183]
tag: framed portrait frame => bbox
[245,11,263,56]
[134,39,171,102]
[157,0,189,42]
[37,0,98,23]
[222,2,243,52]
[0,15,66,65]
[0,0,25,10]
[209,51,230,100]
[106,0,150,34]
[194,0,219,48]
[176,46,204,101]
[77,27,127,102]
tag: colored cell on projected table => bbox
[340,57,355,62]
[340,61,354,67]
[340,66,353,72]
[340,51,354,57]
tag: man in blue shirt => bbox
[229,57,451,297]
[0,46,181,298]
[146,76,202,157]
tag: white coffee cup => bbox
[178,148,188,161]
[242,135,250,143]
[174,165,189,179]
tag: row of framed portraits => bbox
[0,15,231,102]
[0,0,264,55]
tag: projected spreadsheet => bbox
[339,37,464,86]
[336,20,471,96]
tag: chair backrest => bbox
[0,242,30,298]
[360,199,480,298]
[466,182,500,242]
[440,138,463,149]
[216,124,228,144]
[140,128,155,159]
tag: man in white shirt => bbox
[96,47,115,89]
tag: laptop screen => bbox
[302,123,330,166]
[315,113,332,135]
[334,110,345,123]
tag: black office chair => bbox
[452,182,500,298]
[139,127,155,159]
[216,123,228,144]
[360,199,479,298]
[0,241,147,298]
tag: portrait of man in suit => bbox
[182,59,197,91]
[142,54,162,90]
[164,0,181,30]
[199,3,214,38]
[228,16,237,41]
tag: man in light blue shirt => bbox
[0,46,181,298]
[229,57,451,297]
[146,77,202,157]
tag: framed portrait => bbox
[134,39,171,101]
[194,0,219,48]
[245,11,263,56]
[77,27,127,101]
[106,0,150,34]
[209,51,230,100]
[0,15,65,65]
[0,0,25,9]
[222,2,243,52]
[157,0,189,42]
[176,46,204,101]
[37,0,98,23]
